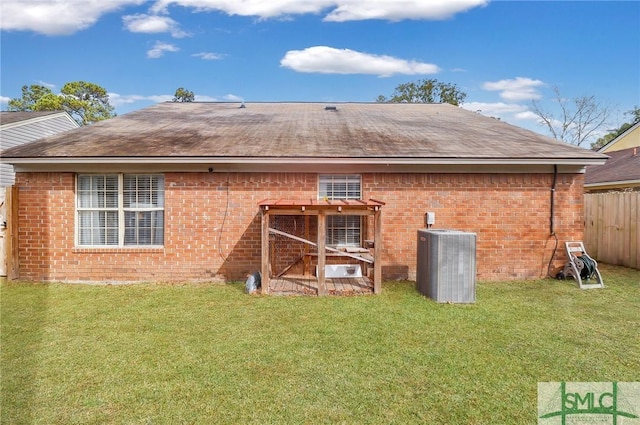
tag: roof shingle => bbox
[585,147,640,184]
[0,110,66,126]
[2,102,606,163]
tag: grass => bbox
[1,263,638,424]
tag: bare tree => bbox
[531,87,611,147]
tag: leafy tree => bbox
[376,78,467,106]
[173,87,195,102]
[8,81,115,125]
[591,106,640,150]
[530,87,611,147]
[8,85,56,111]
[59,81,115,125]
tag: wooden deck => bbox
[268,275,373,296]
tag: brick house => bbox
[1,102,607,292]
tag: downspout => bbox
[546,164,560,278]
[550,165,557,235]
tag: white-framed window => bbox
[77,174,164,247]
[318,174,361,247]
[319,174,361,200]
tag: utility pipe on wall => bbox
[550,165,557,235]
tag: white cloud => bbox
[462,101,528,116]
[108,93,174,107]
[0,96,11,105]
[150,0,335,18]
[223,94,244,102]
[108,92,221,107]
[514,110,541,121]
[466,78,548,127]
[462,101,545,131]
[1,0,487,36]
[324,0,488,22]
[147,41,180,58]
[0,0,144,35]
[150,0,487,21]
[281,46,440,77]
[482,77,545,101]
[192,52,224,60]
[36,80,57,89]
[123,14,189,38]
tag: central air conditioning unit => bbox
[416,229,476,303]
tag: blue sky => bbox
[1,1,638,142]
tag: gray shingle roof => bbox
[0,110,66,126]
[585,147,640,185]
[2,102,606,164]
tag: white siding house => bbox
[1,111,79,186]
[0,110,79,276]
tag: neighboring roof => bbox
[597,121,640,153]
[585,146,640,188]
[2,102,606,169]
[0,110,70,127]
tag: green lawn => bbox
[1,264,638,424]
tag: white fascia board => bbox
[8,157,599,175]
[5,156,608,166]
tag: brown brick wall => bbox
[364,173,583,280]
[14,171,583,283]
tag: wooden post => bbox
[373,208,382,294]
[304,215,310,276]
[6,186,19,280]
[0,188,6,278]
[317,211,326,296]
[261,208,270,294]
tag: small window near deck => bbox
[318,174,362,247]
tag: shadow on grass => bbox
[0,280,49,425]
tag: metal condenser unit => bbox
[417,229,477,303]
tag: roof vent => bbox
[324,105,337,111]
[239,102,246,109]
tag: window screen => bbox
[77,174,164,246]
[77,175,119,245]
[319,174,362,247]
[319,174,361,200]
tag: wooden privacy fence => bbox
[584,192,639,269]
